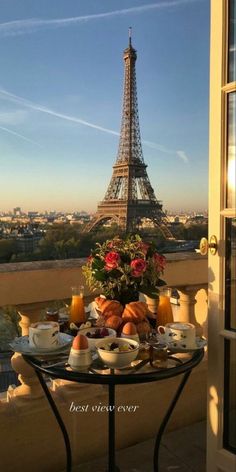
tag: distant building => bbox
[185,215,208,227]
[13,207,21,216]
[28,211,39,218]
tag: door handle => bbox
[199,235,218,256]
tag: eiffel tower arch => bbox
[85,31,173,240]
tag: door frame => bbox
[207,1,236,470]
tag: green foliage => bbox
[0,306,21,351]
[184,224,208,240]
[1,222,208,264]
[0,239,17,262]
[170,223,208,240]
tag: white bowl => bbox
[78,327,116,350]
[96,337,139,369]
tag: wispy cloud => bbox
[0,87,189,162]
[143,140,189,163]
[176,150,189,163]
[0,88,119,137]
[0,0,202,37]
[0,125,42,148]
[0,109,28,125]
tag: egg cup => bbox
[121,332,140,343]
[68,347,92,371]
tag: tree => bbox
[0,240,17,262]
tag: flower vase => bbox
[110,288,139,307]
[143,295,159,315]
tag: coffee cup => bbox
[29,321,60,349]
[157,322,196,349]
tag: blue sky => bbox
[0,0,209,213]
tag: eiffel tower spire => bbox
[85,32,173,238]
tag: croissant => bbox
[122,301,149,323]
[136,320,151,336]
[95,297,123,317]
[105,315,123,331]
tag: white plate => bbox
[9,333,73,356]
[157,334,207,353]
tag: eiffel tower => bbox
[85,30,173,239]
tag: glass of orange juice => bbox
[156,288,174,327]
[70,286,86,324]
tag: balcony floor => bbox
[71,420,206,471]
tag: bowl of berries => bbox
[78,327,116,350]
[96,337,139,369]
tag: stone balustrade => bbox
[0,253,208,471]
[0,253,207,307]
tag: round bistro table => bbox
[23,347,204,472]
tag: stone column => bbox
[8,352,44,400]
[177,286,198,324]
[177,286,203,336]
[8,309,44,400]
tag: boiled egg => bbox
[122,322,137,336]
[72,334,88,350]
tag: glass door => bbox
[207,1,236,470]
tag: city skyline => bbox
[0,206,208,216]
[0,0,209,213]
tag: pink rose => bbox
[87,255,93,265]
[138,242,150,255]
[153,253,166,270]
[130,258,147,277]
[104,251,120,271]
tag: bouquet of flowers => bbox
[82,235,166,306]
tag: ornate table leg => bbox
[35,369,72,472]
[153,370,192,471]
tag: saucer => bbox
[9,333,73,356]
[157,334,207,352]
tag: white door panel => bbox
[207,1,236,471]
